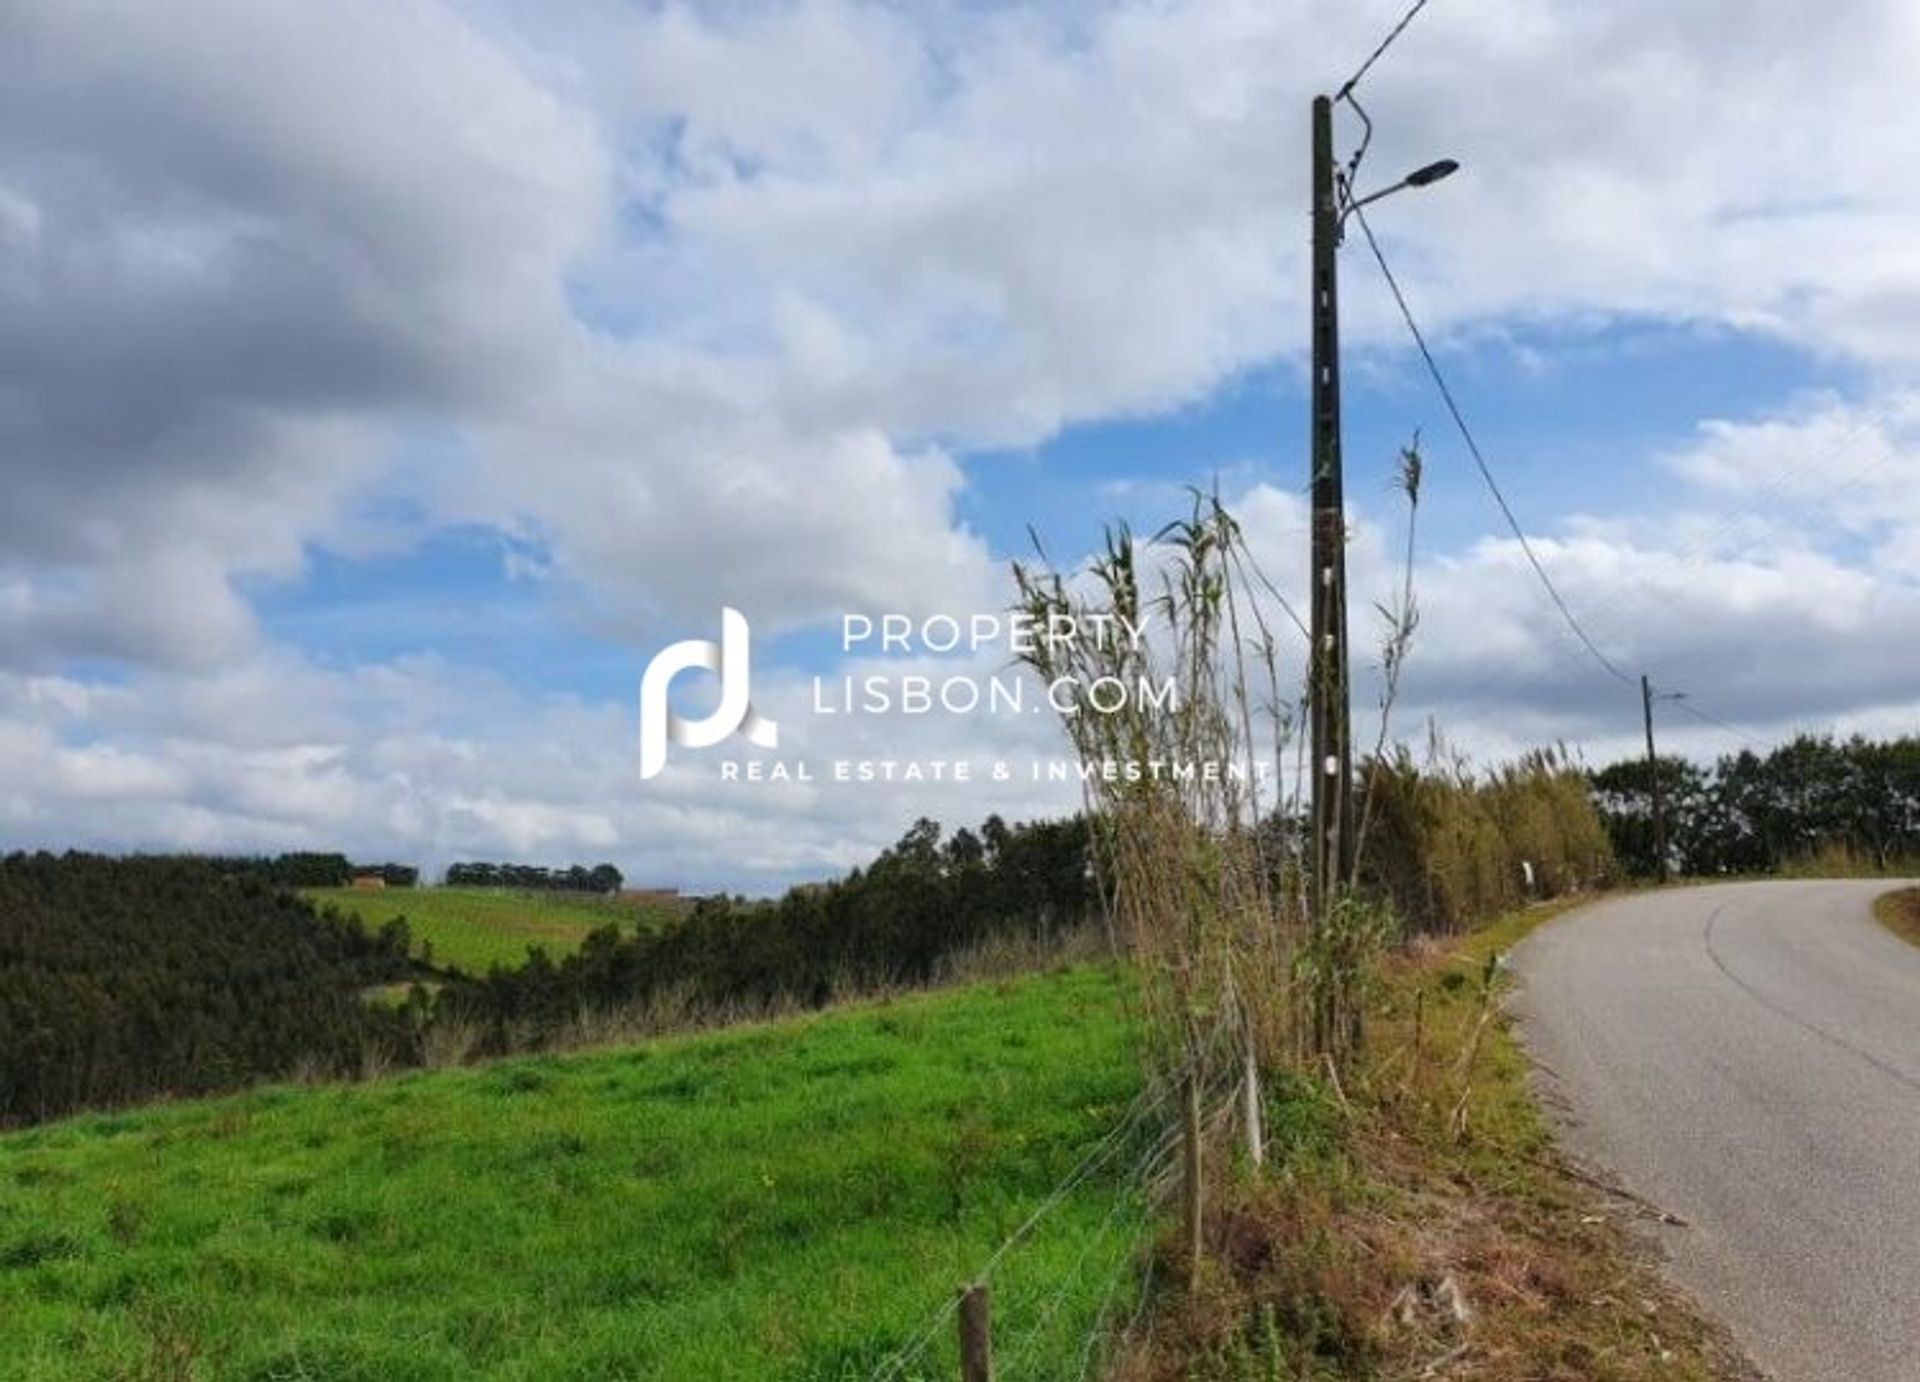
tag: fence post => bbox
[958,1281,993,1382]
[1241,1042,1265,1168]
[1183,1069,1203,1273]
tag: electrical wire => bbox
[1330,1,1808,761]
[1348,197,1638,688]
[1344,190,1774,755]
[1504,398,1911,709]
[1337,0,1433,99]
[1670,695,1765,752]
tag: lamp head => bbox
[1404,158,1459,188]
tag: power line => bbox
[1337,0,1433,99]
[1347,197,1638,688]
[1545,397,1911,657]
[1670,694,1764,752]
[1333,74,1885,760]
[1347,199,1777,754]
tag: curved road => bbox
[1513,880,1920,1382]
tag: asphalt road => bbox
[1512,880,1920,1382]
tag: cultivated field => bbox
[0,964,1144,1380]
[307,886,680,974]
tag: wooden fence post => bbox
[958,1281,993,1382]
[1183,1070,1203,1273]
[1241,1042,1265,1168]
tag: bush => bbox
[1356,744,1612,934]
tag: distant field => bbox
[307,886,681,975]
[0,965,1143,1380]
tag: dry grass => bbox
[932,921,1110,985]
[1872,886,1920,948]
[400,924,1110,1075]
[1113,899,1761,1382]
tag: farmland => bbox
[0,963,1146,1380]
[309,886,682,975]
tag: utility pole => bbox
[1308,93,1354,934]
[1641,674,1669,882]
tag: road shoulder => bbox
[1873,885,1920,947]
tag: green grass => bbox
[0,964,1146,1380]
[306,887,679,975]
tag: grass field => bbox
[0,964,1148,1380]
[306,886,679,975]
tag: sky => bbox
[2,0,1918,892]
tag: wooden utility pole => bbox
[1641,674,1669,882]
[957,1282,993,1382]
[1309,93,1354,939]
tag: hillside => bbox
[0,855,415,1126]
[0,964,1143,1380]
[308,886,681,975]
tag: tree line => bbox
[207,853,419,888]
[1592,733,1920,877]
[202,855,633,892]
[43,723,1898,1129]
[0,817,1090,1125]
[442,861,624,894]
[438,815,1093,1043]
[0,853,416,1126]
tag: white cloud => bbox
[1659,393,1920,571]
[4,0,1920,882]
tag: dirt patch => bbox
[1873,886,1920,948]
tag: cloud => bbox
[1658,393,1920,570]
[0,0,604,668]
[12,0,1920,659]
[5,0,1920,882]
[0,641,1092,890]
[0,451,1915,894]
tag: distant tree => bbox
[436,813,1100,1049]
[269,853,355,887]
[1592,733,1920,876]
[1591,756,1711,877]
[445,860,625,894]
[356,862,418,888]
[0,854,415,1127]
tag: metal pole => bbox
[1309,94,1354,933]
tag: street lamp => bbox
[1305,92,1460,968]
[1339,158,1459,227]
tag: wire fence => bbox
[866,1015,1249,1381]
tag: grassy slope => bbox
[306,887,677,974]
[0,965,1143,1381]
[1872,885,1920,947]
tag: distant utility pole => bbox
[1641,674,1669,882]
[1308,93,1353,928]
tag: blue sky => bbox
[2,0,1918,890]
[252,313,1858,705]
